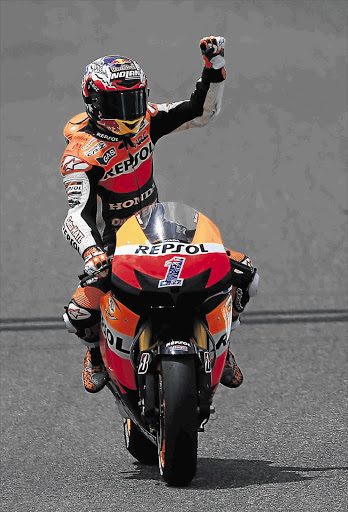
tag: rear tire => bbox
[123,418,157,465]
[158,356,198,486]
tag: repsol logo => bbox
[66,184,82,194]
[109,184,156,211]
[101,317,130,354]
[102,141,154,179]
[96,131,119,142]
[135,243,209,255]
[62,226,82,254]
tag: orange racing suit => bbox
[61,66,228,342]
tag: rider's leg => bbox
[63,277,110,393]
[221,251,259,388]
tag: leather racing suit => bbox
[61,66,226,342]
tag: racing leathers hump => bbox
[60,67,225,257]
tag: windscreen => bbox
[136,202,199,244]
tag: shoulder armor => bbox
[61,150,93,176]
[63,113,89,141]
[61,130,117,175]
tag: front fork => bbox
[136,339,213,430]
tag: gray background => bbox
[1,0,347,316]
[1,1,347,511]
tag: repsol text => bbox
[135,243,209,255]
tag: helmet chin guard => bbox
[97,116,145,136]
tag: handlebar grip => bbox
[229,259,255,274]
[78,263,112,287]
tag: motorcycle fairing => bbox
[99,292,139,390]
[111,208,232,296]
[205,293,233,387]
[104,203,234,395]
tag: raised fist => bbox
[200,35,225,69]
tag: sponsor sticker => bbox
[64,216,85,244]
[111,217,128,227]
[138,353,150,374]
[96,131,119,142]
[82,138,97,151]
[64,180,83,208]
[115,242,225,256]
[109,57,132,67]
[165,341,190,347]
[159,256,185,288]
[111,70,140,80]
[102,141,154,179]
[65,181,83,196]
[134,133,148,146]
[137,243,209,256]
[101,315,133,359]
[62,156,91,173]
[165,341,190,353]
[108,297,115,313]
[84,141,107,157]
[108,184,156,211]
[89,62,104,74]
[168,345,189,352]
[96,147,117,166]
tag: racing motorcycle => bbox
[80,202,254,486]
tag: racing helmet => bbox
[82,55,148,136]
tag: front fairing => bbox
[110,202,232,306]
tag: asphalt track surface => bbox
[1,311,347,512]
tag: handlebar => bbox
[77,255,254,287]
[229,258,255,274]
[78,263,112,287]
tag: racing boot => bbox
[82,346,108,393]
[220,351,243,388]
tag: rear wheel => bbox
[123,418,157,465]
[158,356,198,486]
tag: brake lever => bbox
[78,262,112,287]
[229,259,256,274]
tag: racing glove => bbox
[232,271,259,313]
[200,35,226,69]
[83,246,110,279]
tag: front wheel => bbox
[123,418,157,465]
[158,356,198,486]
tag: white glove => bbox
[200,35,226,69]
[83,246,109,278]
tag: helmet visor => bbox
[97,89,147,122]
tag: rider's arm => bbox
[61,155,104,256]
[149,66,225,144]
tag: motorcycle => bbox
[80,201,255,486]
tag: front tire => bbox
[123,418,157,465]
[158,356,198,486]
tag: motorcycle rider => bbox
[61,36,258,393]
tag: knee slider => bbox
[65,299,100,328]
[63,300,101,347]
